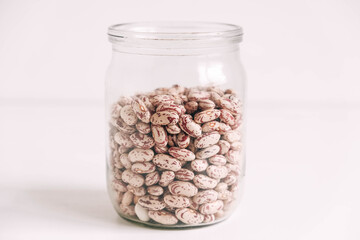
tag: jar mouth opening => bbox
[108,22,243,46]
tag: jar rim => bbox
[108,21,243,45]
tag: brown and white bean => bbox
[128,148,154,163]
[179,115,202,137]
[150,111,179,125]
[206,165,228,179]
[175,208,204,224]
[131,98,151,123]
[152,154,182,172]
[127,185,146,196]
[121,170,145,187]
[175,168,195,181]
[198,99,215,110]
[164,195,191,208]
[148,210,178,225]
[135,122,151,134]
[194,109,221,124]
[168,147,195,161]
[147,185,164,196]
[166,124,181,134]
[193,174,218,189]
[138,195,166,211]
[151,125,168,147]
[194,131,221,148]
[168,181,198,197]
[120,105,138,126]
[193,190,218,205]
[159,171,176,187]
[195,145,220,159]
[129,133,155,149]
[145,171,160,186]
[131,162,156,174]
[208,155,227,166]
[176,131,191,149]
[217,140,231,155]
[199,200,224,215]
[190,159,209,172]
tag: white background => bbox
[1,0,360,239]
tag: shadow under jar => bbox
[106,22,246,228]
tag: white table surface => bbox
[1,101,359,240]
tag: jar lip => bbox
[108,21,243,44]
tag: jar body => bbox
[106,24,245,228]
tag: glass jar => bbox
[105,22,245,228]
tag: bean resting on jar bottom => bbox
[108,85,244,227]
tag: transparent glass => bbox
[105,22,246,228]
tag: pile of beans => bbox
[108,85,244,226]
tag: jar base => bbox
[117,212,229,229]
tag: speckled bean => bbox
[127,185,146,196]
[150,111,179,125]
[150,95,175,107]
[145,171,160,186]
[120,153,132,169]
[193,174,218,189]
[156,103,185,116]
[199,200,224,215]
[190,160,209,172]
[219,109,236,125]
[175,168,195,181]
[129,133,155,149]
[128,148,154,163]
[193,190,218,204]
[120,105,138,126]
[206,165,228,179]
[151,125,168,147]
[225,150,241,164]
[131,162,156,174]
[179,115,202,137]
[168,147,195,161]
[202,121,220,133]
[209,155,227,166]
[153,154,182,171]
[147,185,164,196]
[218,140,231,155]
[148,210,178,225]
[159,171,176,187]
[203,214,216,223]
[175,208,204,224]
[184,101,198,114]
[112,179,127,192]
[168,181,198,197]
[166,124,181,134]
[198,99,215,110]
[138,195,166,211]
[114,132,134,148]
[119,204,136,216]
[195,145,220,159]
[122,191,133,206]
[219,98,241,115]
[121,170,145,187]
[164,195,191,208]
[194,131,221,148]
[111,118,136,134]
[135,122,151,134]
[176,131,191,149]
[223,130,241,143]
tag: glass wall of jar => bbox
[106,22,245,228]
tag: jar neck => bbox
[111,43,240,56]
